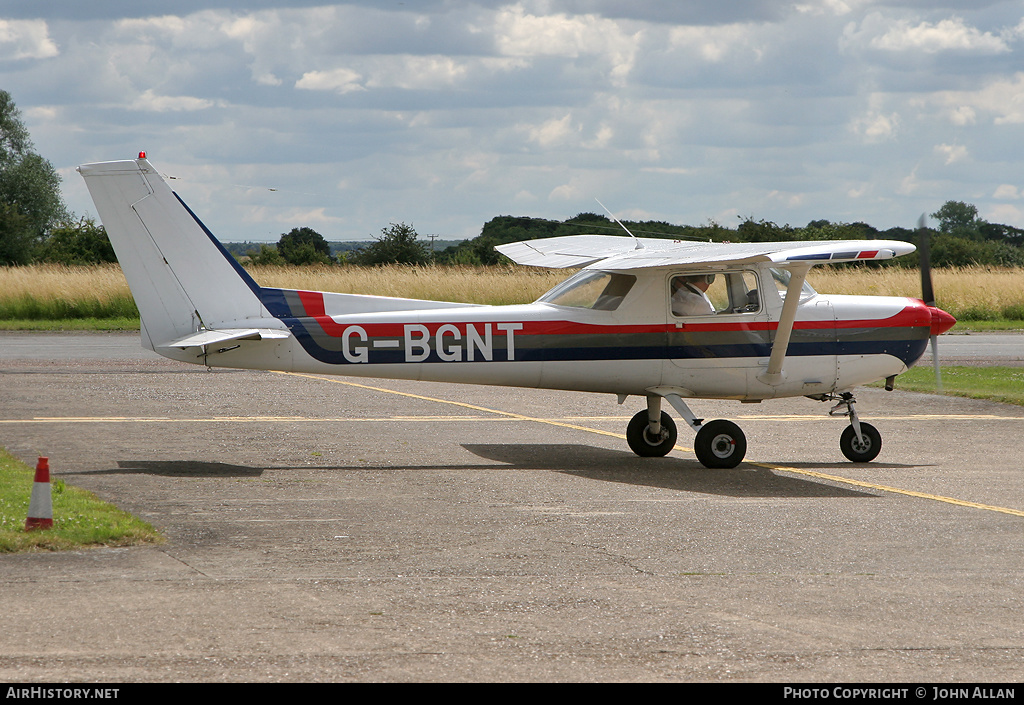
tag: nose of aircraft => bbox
[929,306,956,336]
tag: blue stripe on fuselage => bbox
[282,325,929,367]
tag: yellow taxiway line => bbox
[6,369,1022,519]
[279,372,1024,519]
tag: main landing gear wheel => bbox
[626,410,677,457]
[694,420,746,469]
[840,423,881,463]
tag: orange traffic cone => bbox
[25,457,53,531]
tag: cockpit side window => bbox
[670,270,761,318]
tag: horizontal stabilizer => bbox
[162,328,291,350]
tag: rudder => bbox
[78,157,271,350]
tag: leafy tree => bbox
[735,217,794,242]
[0,91,68,264]
[277,226,333,265]
[0,203,33,265]
[36,217,116,265]
[247,243,285,266]
[979,221,1024,246]
[931,201,983,240]
[352,222,431,265]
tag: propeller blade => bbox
[918,214,935,307]
[918,215,942,393]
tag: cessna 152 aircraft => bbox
[79,155,956,468]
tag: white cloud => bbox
[987,203,1024,224]
[130,89,215,112]
[794,0,856,17]
[0,19,59,60]
[948,105,976,126]
[549,175,587,201]
[768,190,806,208]
[494,5,639,84]
[295,68,366,94]
[898,167,920,196]
[116,15,187,34]
[935,143,968,165]
[524,113,577,148]
[855,14,1011,54]
[850,110,899,143]
[846,183,871,199]
[994,184,1021,200]
[366,56,468,90]
[668,23,762,63]
[931,73,1024,126]
[280,207,341,225]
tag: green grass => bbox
[0,317,140,331]
[0,293,139,321]
[0,449,163,553]
[883,366,1024,406]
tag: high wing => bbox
[496,234,916,270]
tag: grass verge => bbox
[0,449,164,553]
[882,366,1024,406]
[0,317,140,331]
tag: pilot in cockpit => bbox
[670,274,715,316]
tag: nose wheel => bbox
[839,422,881,462]
[829,392,882,463]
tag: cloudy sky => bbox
[2,1,1024,243]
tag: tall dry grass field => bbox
[0,263,137,319]
[247,264,569,306]
[2,262,1023,321]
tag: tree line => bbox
[3,89,1024,270]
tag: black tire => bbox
[626,410,677,457]
[694,419,746,469]
[840,423,881,463]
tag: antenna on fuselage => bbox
[595,198,643,250]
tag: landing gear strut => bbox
[626,409,676,457]
[626,392,747,469]
[829,392,882,463]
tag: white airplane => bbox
[79,155,956,468]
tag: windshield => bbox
[769,267,817,300]
[538,271,636,311]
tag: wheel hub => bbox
[644,425,668,445]
[850,435,872,453]
[711,434,735,458]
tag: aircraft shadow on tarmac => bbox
[461,443,877,498]
[93,460,265,477]
[63,446,917,499]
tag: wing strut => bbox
[757,263,811,386]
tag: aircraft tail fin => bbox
[78,157,276,350]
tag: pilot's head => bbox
[675,274,715,291]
